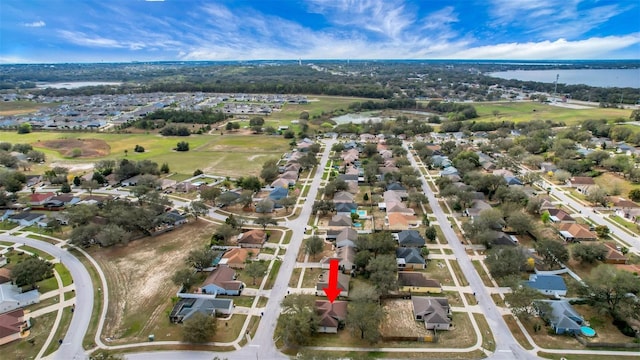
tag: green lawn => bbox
[44,306,74,356]
[55,263,73,286]
[473,102,631,125]
[0,131,289,177]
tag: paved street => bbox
[404,143,537,360]
[0,235,93,360]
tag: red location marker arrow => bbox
[323,259,341,303]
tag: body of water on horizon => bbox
[488,68,640,89]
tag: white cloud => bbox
[447,34,640,59]
[24,20,46,28]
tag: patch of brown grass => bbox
[91,221,216,343]
[36,138,110,158]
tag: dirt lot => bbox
[380,299,431,337]
[36,138,110,158]
[91,221,216,343]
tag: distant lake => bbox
[36,81,122,89]
[487,69,640,88]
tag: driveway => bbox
[404,143,537,360]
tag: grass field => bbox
[473,101,632,124]
[0,131,289,177]
[0,100,55,116]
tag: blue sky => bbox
[1,0,639,63]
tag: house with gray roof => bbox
[0,284,39,314]
[412,296,451,330]
[397,230,426,247]
[169,293,233,323]
[535,300,584,335]
[396,247,426,269]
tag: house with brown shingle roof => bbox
[603,242,628,264]
[546,209,576,223]
[198,265,244,296]
[557,223,597,242]
[0,309,29,346]
[398,272,442,294]
[387,213,419,231]
[566,177,596,193]
[237,229,267,248]
[315,300,348,333]
[220,248,256,269]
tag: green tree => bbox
[160,162,170,173]
[366,255,397,296]
[254,214,277,230]
[60,182,71,193]
[200,186,222,204]
[187,248,218,270]
[304,236,324,261]
[571,243,608,264]
[95,224,130,247]
[193,169,204,176]
[276,294,317,348]
[211,223,239,245]
[11,255,53,289]
[190,200,208,220]
[80,179,101,195]
[586,186,608,207]
[182,312,217,343]
[244,260,268,285]
[176,141,190,152]
[347,285,384,342]
[594,225,610,238]
[579,265,640,321]
[278,196,297,212]
[17,122,32,134]
[535,239,569,270]
[171,268,197,289]
[424,226,437,242]
[629,189,640,202]
[485,246,527,279]
[506,212,534,235]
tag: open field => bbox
[473,101,632,124]
[0,100,55,116]
[0,131,288,177]
[380,299,432,338]
[90,221,216,344]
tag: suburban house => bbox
[219,248,256,269]
[335,246,356,273]
[169,294,233,323]
[198,265,244,296]
[0,309,29,345]
[120,174,143,187]
[412,297,452,330]
[524,274,567,297]
[464,200,492,219]
[387,213,419,230]
[557,223,598,242]
[316,271,350,298]
[397,230,426,247]
[335,202,357,215]
[0,283,39,314]
[603,242,628,264]
[7,212,46,227]
[237,229,267,248]
[315,300,348,334]
[335,228,358,248]
[535,300,584,335]
[491,231,519,247]
[546,209,576,223]
[329,214,352,227]
[398,272,442,294]
[28,192,55,206]
[333,191,355,203]
[566,177,596,193]
[396,247,426,270]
